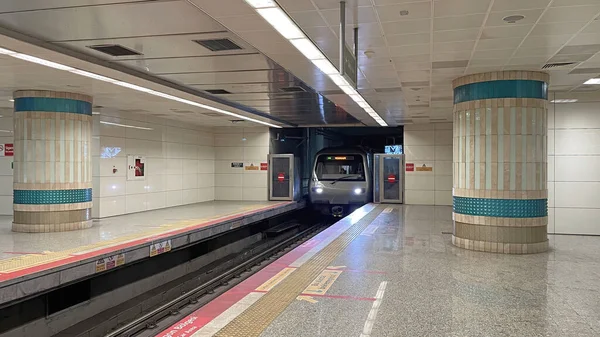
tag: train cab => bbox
[309,147,372,217]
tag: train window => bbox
[315,155,365,181]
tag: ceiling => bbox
[194,0,600,124]
[0,0,362,127]
[0,0,599,127]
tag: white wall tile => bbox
[554,182,600,208]
[405,145,435,161]
[554,156,600,182]
[215,173,243,187]
[99,196,126,217]
[555,208,600,235]
[405,190,435,205]
[434,130,453,145]
[182,189,199,204]
[98,176,126,197]
[183,174,198,189]
[404,130,435,146]
[215,147,244,160]
[547,156,554,182]
[215,187,242,200]
[166,175,184,191]
[555,129,600,155]
[126,194,147,214]
[243,187,268,201]
[405,175,434,190]
[435,175,453,191]
[434,145,453,161]
[166,190,183,207]
[405,124,452,205]
[434,191,452,206]
[146,192,166,210]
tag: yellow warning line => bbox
[0,204,270,273]
[214,205,384,337]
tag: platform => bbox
[0,200,303,306]
[158,203,600,337]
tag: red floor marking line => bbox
[0,202,291,283]
[323,268,387,274]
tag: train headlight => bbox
[354,188,363,195]
[315,187,323,194]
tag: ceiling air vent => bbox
[374,87,402,93]
[280,86,306,93]
[88,44,142,57]
[194,38,242,52]
[542,62,576,69]
[205,89,232,94]
[201,112,223,117]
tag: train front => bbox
[309,150,371,217]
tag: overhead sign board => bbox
[341,44,357,88]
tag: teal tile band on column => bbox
[453,80,548,104]
[14,189,92,204]
[14,97,92,115]
[453,196,547,218]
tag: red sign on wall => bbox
[0,144,13,157]
[405,163,414,172]
[260,162,268,171]
[387,174,396,183]
[277,173,285,182]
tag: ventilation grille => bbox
[88,44,142,57]
[542,62,576,69]
[205,89,232,94]
[374,87,402,93]
[194,38,242,52]
[201,112,223,117]
[280,86,306,93]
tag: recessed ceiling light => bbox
[584,78,600,84]
[503,15,525,23]
[550,99,578,103]
[399,10,409,16]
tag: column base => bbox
[12,220,93,233]
[452,235,548,254]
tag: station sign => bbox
[260,162,268,170]
[231,162,243,168]
[405,163,415,172]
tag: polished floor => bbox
[0,201,279,261]
[261,205,600,337]
[158,203,600,337]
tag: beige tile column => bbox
[452,71,549,254]
[12,90,93,232]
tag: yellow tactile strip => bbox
[214,205,384,337]
[0,205,266,274]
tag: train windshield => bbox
[315,155,365,181]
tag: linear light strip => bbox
[0,46,281,128]
[100,121,154,130]
[244,0,387,126]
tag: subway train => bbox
[309,147,372,217]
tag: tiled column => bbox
[12,91,93,232]
[451,71,549,254]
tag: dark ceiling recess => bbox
[87,44,142,57]
[194,38,242,52]
[205,89,232,94]
[280,86,306,93]
[542,62,576,69]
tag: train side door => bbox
[373,154,404,204]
